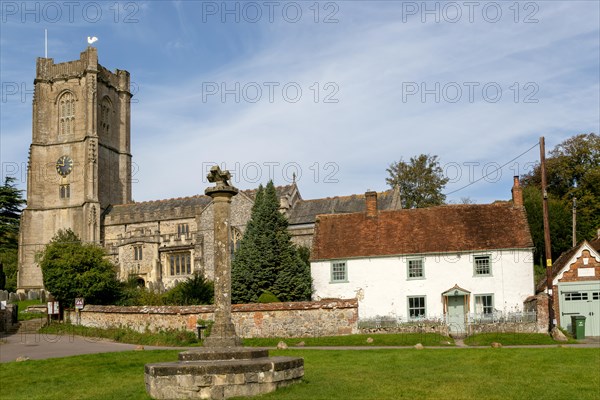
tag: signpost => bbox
[75,298,84,310]
[47,301,59,315]
[47,300,59,324]
[75,297,84,325]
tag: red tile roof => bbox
[311,202,533,260]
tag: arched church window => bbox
[59,92,75,135]
[231,227,242,257]
[59,184,70,199]
[100,97,112,137]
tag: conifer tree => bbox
[231,181,311,303]
[0,177,26,291]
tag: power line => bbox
[444,141,540,197]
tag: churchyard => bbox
[1,347,599,399]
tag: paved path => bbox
[0,332,184,363]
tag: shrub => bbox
[118,277,164,306]
[162,272,214,305]
[257,290,280,303]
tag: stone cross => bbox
[203,166,241,348]
[207,166,232,188]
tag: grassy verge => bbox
[39,322,199,347]
[11,299,44,321]
[243,332,454,347]
[464,332,577,346]
[1,348,598,399]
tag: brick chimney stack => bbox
[512,176,523,208]
[365,191,378,217]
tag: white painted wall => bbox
[311,250,534,320]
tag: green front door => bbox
[447,295,466,334]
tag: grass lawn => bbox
[40,322,199,347]
[41,324,454,347]
[464,332,578,346]
[243,332,454,347]
[13,299,44,321]
[38,323,577,349]
[0,348,598,399]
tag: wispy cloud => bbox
[1,1,598,204]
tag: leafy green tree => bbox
[522,133,600,255]
[386,154,449,208]
[0,177,26,292]
[232,181,312,303]
[523,186,572,281]
[40,229,121,308]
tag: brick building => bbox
[536,236,600,336]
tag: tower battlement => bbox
[35,47,130,94]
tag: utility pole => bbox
[540,137,554,330]
[572,197,577,247]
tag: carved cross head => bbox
[207,166,232,188]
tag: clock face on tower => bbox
[56,155,74,177]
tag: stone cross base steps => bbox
[145,348,304,399]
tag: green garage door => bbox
[558,281,600,337]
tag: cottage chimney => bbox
[511,176,523,208]
[365,191,378,217]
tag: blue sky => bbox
[1,1,599,203]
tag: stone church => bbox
[17,47,401,292]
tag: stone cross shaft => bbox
[203,166,241,348]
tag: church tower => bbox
[17,47,132,291]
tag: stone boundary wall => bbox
[67,299,358,338]
[359,322,449,336]
[524,293,550,334]
[0,305,17,334]
[467,322,541,335]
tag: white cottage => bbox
[310,178,535,333]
